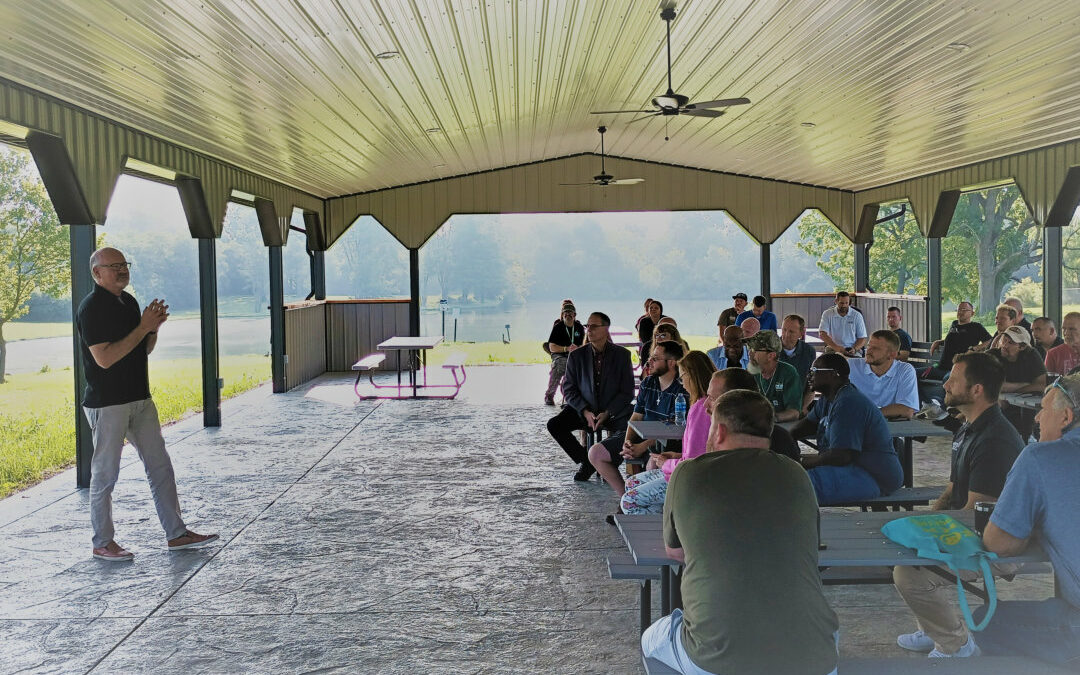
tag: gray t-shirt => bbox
[991,428,1080,608]
[664,449,839,674]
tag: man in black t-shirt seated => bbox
[924,301,991,380]
[543,299,584,405]
[989,326,1047,440]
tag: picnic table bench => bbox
[642,655,1073,674]
[352,336,467,399]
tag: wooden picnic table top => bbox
[628,420,685,441]
[614,510,1050,569]
[377,336,444,350]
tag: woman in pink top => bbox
[620,351,716,515]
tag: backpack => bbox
[882,513,998,631]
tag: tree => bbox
[794,210,853,290]
[0,147,70,383]
[867,206,927,295]
[948,186,1041,314]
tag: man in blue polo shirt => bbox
[76,247,218,562]
[790,352,903,504]
[848,330,919,419]
[976,374,1080,669]
[735,295,778,332]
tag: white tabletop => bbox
[629,420,685,441]
[377,336,444,350]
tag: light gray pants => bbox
[84,399,186,548]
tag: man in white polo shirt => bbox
[819,291,868,357]
[848,330,920,419]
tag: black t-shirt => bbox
[948,405,1023,509]
[989,346,1047,384]
[941,321,991,370]
[547,319,584,348]
[76,284,152,408]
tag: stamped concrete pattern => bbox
[0,365,1056,673]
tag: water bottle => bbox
[674,393,687,425]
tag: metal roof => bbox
[2,0,1079,198]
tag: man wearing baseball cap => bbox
[717,293,748,329]
[988,325,1047,440]
[746,331,804,422]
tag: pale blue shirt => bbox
[847,358,919,412]
[706,345,750,370]
[819,306,867,348]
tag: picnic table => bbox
[375,335,444,398]
[1001,392,1042,410]
[615,509,1050,616]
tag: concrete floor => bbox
[0,365,1056,674]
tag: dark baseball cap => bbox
[732,292,748,301]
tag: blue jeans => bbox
[808,464,880,505]
[641,609,839,675]
[973,599,1080,671]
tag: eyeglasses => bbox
[585,323,605,330]
[1047,380,1080,413]
[648,356,671,363]
[957,306,973,312]
[95,262,131,271]
[809,367,836,374]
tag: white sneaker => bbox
[897,630,935,653]
[928,634,980,658]
[916,402,948,421]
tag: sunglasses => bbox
[809,367,836,374]
[1047,380,1080,412]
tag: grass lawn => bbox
[0,355,270,499]
[3,322,73,341]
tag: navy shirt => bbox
[634,374,688,422]
[76,284,152,408]
[893,328,912,354]
[808,384,902,494]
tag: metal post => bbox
[759,242,771,299]
[927,238,942,341]
[269,245,286,392]
[1044,224,1063,323]
[854,242,870,293]
[70,224,96,488]
[409,247,420,336]
[198,238,221,426]
[311,250,326,301]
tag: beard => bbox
[746,361,762,375]
[944,389,973,408]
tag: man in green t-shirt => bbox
[747,330,804,422]
[642,389,839,675]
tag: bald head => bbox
[89,247,130,295]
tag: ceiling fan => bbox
[560,126,644,187]
[591,5,750,122]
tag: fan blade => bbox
[683,108,725,118]
[685,97,751,110]
[608,178,645,185]
[628,113,660,124]
[590,108,657,114]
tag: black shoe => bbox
[544,396,555,406]
[606,512,621,526]
[573,464,595,482]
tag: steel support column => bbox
[70,224,96,488]
[927,238,942,340]
[311,250,326,301]
[1044,226,1063,323]
[269,245,286,392]
[409,248,420,336]
[759,243,771,300]
[854,243,870,293]
[198,238,221,426]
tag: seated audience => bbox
[848,330,919,419]
[791,353,903,504]
[717,293,747,329]
[588,341,688,514]
[1030,315,1063,360]
[819,291,868,356]
[619,351,715,516]
[735,295,778,331]
[989,326,1047,440]
[886,305,912,361]
[641,389,839,675]
[746,331,804,422]
[1044,312,1080,375]
[546,312,635,481]
[924,301,991,379]
[975,374,1080,669]
[706,325,749,370]
[893,352,1023,658]
[543,299,584,405]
